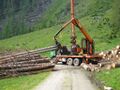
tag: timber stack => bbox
[0,51,54,78]
[98,45,120,69]
[80,45,120,71]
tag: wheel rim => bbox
[73,58,80,66]
[67,58,73,65]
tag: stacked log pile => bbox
[0,52,54,78]
[80,63,100,72]
[81,45,120,71]
[99,45,120,61]
[98,45,120,69]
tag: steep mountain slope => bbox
[0,0,120,54]
[0,15,120,53]
[0,0,53,39]
[0,0,115,40]
[38,0,113,28]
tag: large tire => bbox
[67,58,73,66]
[73,58,82,66]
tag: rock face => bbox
[0,0,52,25]
[25,0,53,26]
[0,0,53,39]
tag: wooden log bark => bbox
[81,63,90,71]
[111,62,120,68]
[0,63,51,69]
[0,58,50,65]
[0,52,41,61]
[0,65,54,79]
[0,64,54,74]
[0,50,55,78]
[0,65,54,78]
[98,62,112,68]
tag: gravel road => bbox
[34,64,98,90]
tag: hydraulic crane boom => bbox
[73,19,93,43]
[54,0,93,44]
[71,0,76,44]
[52,0,101,66]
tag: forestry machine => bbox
[52,0,100,66]
[37,0,100,66]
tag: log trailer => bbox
[51,0,100,66]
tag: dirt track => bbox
[34,64,98,90]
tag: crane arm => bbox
[73,19,93,43]
[54,18,93,44]
[54,19,73,41]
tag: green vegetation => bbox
[0,72,50,90]
[0,13,120,53]
[0,0,120,40]
[96,69,120,90]
[110,0,120,38]
[0,0,52,39]
[0,1,120,90]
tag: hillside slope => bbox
[38,0,113,28]
[0,0,120,54]
[0,0,53,39]
[1,0,118,40]
[0,15,120,53]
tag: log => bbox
[0,65,54,79]
[104,86,113,90]
[116,45,120,49]
[81,63,99,72]
[88,63,98,72]
[0,51,40,58]
[0,63,51,69]
[0,65,54,78]
[0,50,55,78]
[111,62,120,68]
[0,60,50,70]
[0,52,41,61]
[81,63,90,71]
[106,65,112,70]
[98,62,112,68]
[10,59,49,64]
[0,57,31,64]
[0,64,54,74]
[0,58,50,65]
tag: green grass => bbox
[0,0,118,54]
[0,13,120,54]
[37,0,113,29]
[0,1,119,90]
[0,0,114,40]
[0,72,50,90]
[96,69,120,90]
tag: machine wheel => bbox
[67,58,73,65]
[73,58,80,66]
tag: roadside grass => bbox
[0,72,50,90]
[95,68,120,90]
